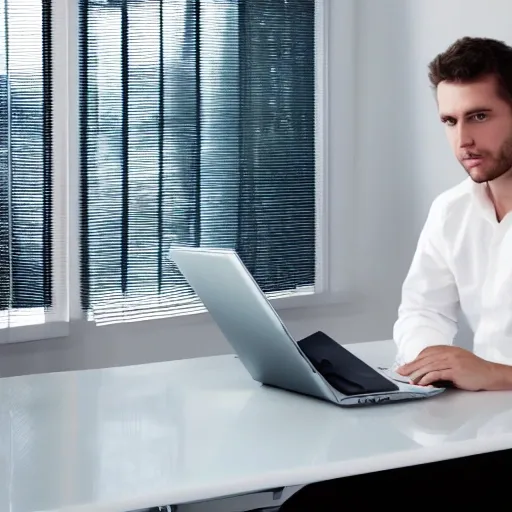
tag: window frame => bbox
[3,0,352,344]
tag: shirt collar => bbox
[469,178,500,224]
[469,178,512,226]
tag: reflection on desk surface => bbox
[388,389,512,447]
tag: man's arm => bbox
[393,197,460,365]
[486,362,512,390]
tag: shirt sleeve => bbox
[393,196,460,365]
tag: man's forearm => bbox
[487,362,512,391]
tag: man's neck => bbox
[487,170,512,222]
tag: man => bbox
[394,36,512,389]
[279,36,512,511]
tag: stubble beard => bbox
[463,135,512,183]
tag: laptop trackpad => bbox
[297,331,399,395]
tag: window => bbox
[1,0,328,341]
[0,0,67,343]
[79,0,322,325]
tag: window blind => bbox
[79,0,316,325]
[0,0,53,330]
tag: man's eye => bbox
[443,118,456,126]
[474,113,487,121]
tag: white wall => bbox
[2,0,508,377]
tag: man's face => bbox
[437,74,512,183]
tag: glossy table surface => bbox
[2,340,512,512]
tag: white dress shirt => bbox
[393,177,512,365]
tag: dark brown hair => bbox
[428,37,512,105]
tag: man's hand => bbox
[396,346,505,391]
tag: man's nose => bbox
[457,123,475,148]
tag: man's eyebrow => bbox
[439,107,493,119]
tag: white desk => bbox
[2,339,512,512]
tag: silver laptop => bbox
[169,247,445,407]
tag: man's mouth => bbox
[463,155,484,168]
[462,152,483,159]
